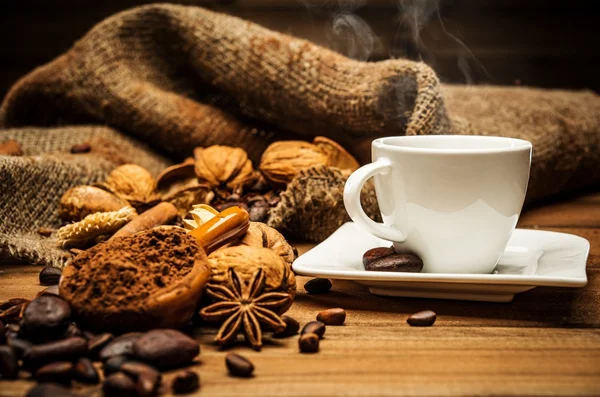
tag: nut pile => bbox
[49,135,358,255]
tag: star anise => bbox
[199,267,292,350]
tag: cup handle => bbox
[343,159,406,242]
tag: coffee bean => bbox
[172,370,200,394]
[88,332,114,357]
[249,177,270,193]
[225,353,254,377]
[365,253,423,273]
[304,278,332,294]
[407,310,437,327]
[119,361,161,397]
[64,323,82,338]
[70,143,91,154]
[316,308,346,326]
[0,298,29,311]
[362,247,395,267]
[26,383,77,397]
[0,345,19,379]
[301,321,326,339]
[82,331,96,340]
[39,267,62,286]
[298,333,319,353]
[249,200,269,222]
[23,337,88,371]
[20,296,71,343]
[103,355,129,375]
[272,316,300,338]
[121,361,161,381]
[73,358,99,384]
[99,332,142,361]
[0,302,27,323]
[37,286,59,298]
[103,372,137,397]
[136,371,161,397]
[132,329,199,369]
[34,362,73,385]
[7,338,33,359]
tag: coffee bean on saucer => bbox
[172,370,200,394]
[317,308,346,325]
[39,267,62,286]
[298,333,319,353]
[272,316,300,338]
[363,247,395,267]
[34,362,74,385]
[26,383,77,397]
[99,332,142,361]
[365,253,423,273]
[23,337,88,371]
[301,321,326,339]
[407,310,437,327]
[304,278,332,294]
[0,345,19,379]
[88,332,114,357]
[103,355,129,375]
[103,372,137,397]
[20,296,71,343]
[73,358,100,384]
[225,353,254,377]
[132,329,199,369]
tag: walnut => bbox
[259,141,328,187]
[58,185,130,222]
[208,246,295,313]
[235,222,295,267]
[194,146,257,189]
[101,164,160,211]
[313,136,359,171]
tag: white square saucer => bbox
[292,223,589,302]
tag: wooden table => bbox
[1,193,599,396]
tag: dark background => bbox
[1,0,599,100]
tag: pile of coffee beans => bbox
[0,294,201,396]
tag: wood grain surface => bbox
[1,193,599,396]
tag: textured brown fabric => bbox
[0,4,599,264]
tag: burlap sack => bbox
[1,4,598,266]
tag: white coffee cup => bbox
[343,135,532,274]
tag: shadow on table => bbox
[294,278,599,328]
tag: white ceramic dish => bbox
[292,223,589,302]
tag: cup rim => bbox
[373,135,532,155]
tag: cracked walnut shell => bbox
[194,146,257,189]
[207,246,295,313]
